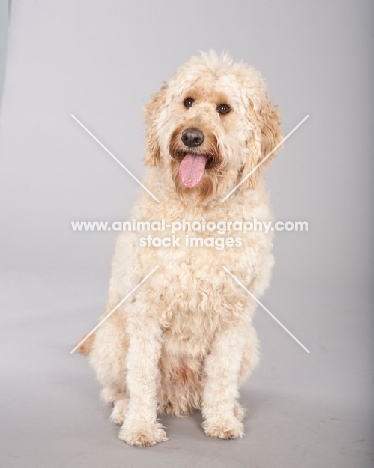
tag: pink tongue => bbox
[179,153,208,188]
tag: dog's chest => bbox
[151,252,250,335]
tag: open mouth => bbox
[169,128,218,189]
[178,153,208,188]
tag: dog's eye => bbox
[217,104,231,115]
[184,97,195,108]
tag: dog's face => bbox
[143,52,282,203]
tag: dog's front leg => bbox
[118,313,167,447]
[202,323,246,439]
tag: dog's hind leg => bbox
[233,323,259,422]
[76,332,95,355]
[89,309,129,407]
[110,392,130,425]
[238,324,260,384]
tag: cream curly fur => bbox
[86,51,282,446]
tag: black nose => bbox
[181,127,204,147]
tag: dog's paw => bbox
[234,402,246,422]
[118,421,168,447]
[100,386,118,404]
[110,396,129,425]
[203,417,244,440]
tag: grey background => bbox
[0,1,373,467]
[0,0,8,106]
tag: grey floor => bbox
[1,269,372,468]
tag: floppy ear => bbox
[142,83,168,167]
[242,94,282,189]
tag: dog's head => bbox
[143,52,282,203]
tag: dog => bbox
[79,51,282,446]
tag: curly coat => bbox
[84,51,282,446]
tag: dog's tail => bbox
[76,332,95,355]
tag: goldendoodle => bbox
[79,51,282,446]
